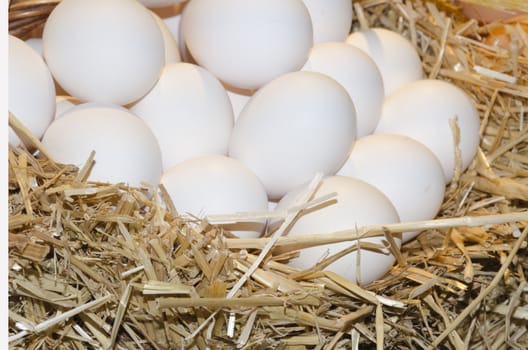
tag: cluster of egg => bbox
[9,0,481,285]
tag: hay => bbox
[7,0,528,349]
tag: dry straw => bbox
[8,0,528,349]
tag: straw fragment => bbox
[225,212,528,250]
[8,111,57,164]
[427,226,528,349]
[8,294,113,342]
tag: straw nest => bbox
[8,0,528,349]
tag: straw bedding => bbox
[7,0,528,349]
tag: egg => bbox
[130,63,234,171]
[56,101,130,119]
[42,0,165,105]
[225,85,253,122]
[346,28,423,96]
[229,71,357,200]
[54,96,80,119]
[8,35,56,147]
[182,0,313,90]
[374,79,481,182]
[268,200,278,211]
[273,176,401,285]
[41,106,162,188]
[151,11,181,63]
[25,38,43,57]
[301,0,353,44]
[161,155,269,238]
[159,3,195,62]
[337,134,446,242]
[302,42,384,137]
[139,0,185,8]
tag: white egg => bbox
[268,200,278,211]
[182,0,313,90]
[337,134,446,242]
[160,3,194,62]
[151,11,181,63]
[130,63,234,171]
[41,106,162,188]
[225,85,253,122]
[374,79,481,182]
[139,0,184,8]
[161,10,182,36]
[229,71,357,200]
[8,35,56,147]
[346,28,423,96]
[161,155,268,238]
[55,96,80,119]
[56,101,130,119]
[274,176,400,285]
[25,38,43,57]
[301,0,353,44]
[42,0,165,105]
[302,42,384,137]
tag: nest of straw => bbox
[8,0,528,349]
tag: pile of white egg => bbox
[8,0,481,285]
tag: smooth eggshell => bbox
[229,71,357,200]
[337,134,446,241]
[182,0,313,90]
[9,35,56,147]
[139,0,184,8]
[161,155,268,238]
[346,28,423,96]
[56,101,130,119]
[374,79,481,182]
[301,0,353,44]
[41,106,163,188]
[302,42,384,137]
[225,85,254,122]
[43,0,165,105]
[130,63,234,171]
[25,38,43,57]
[151,11,181,63]
[153,3,192,62]
[274,176,400,285]
[54,96,80,119]
[268,200,278,211]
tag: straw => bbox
[7,0,528,348]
